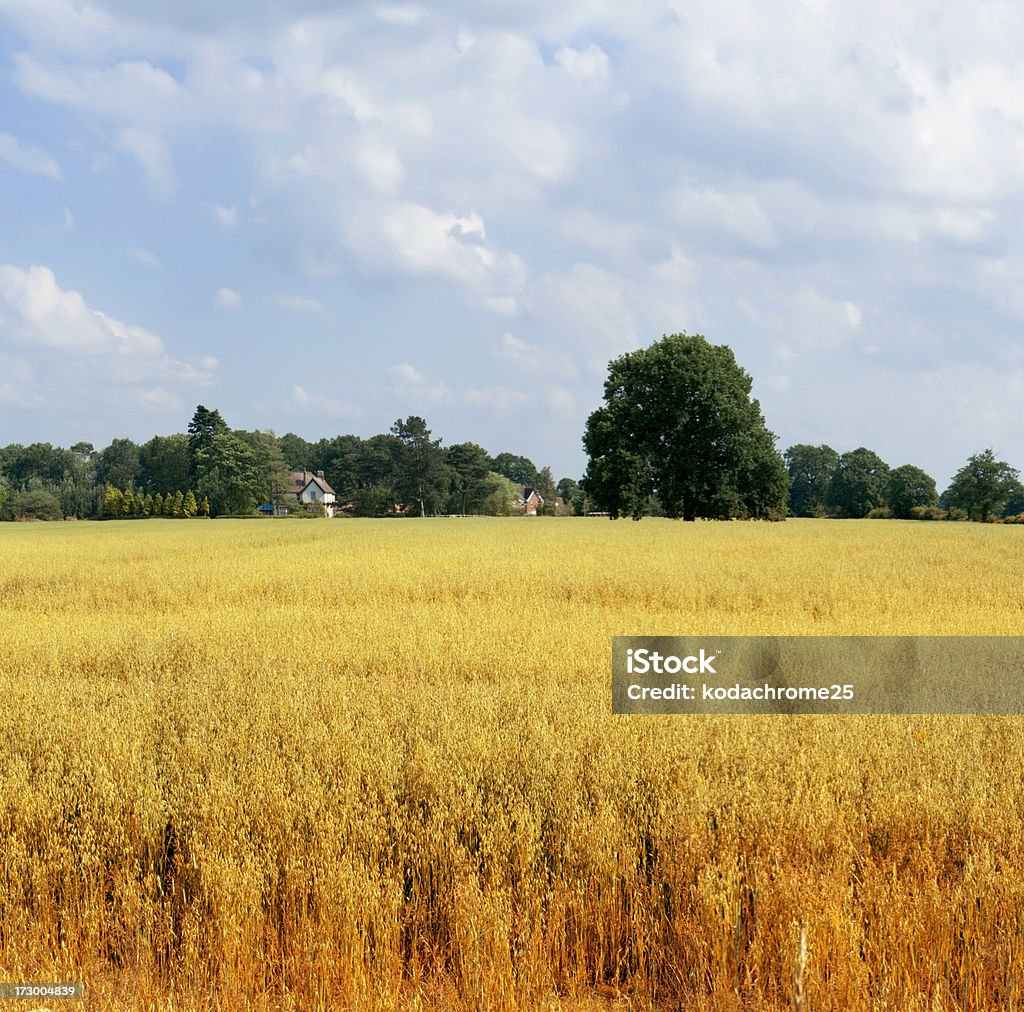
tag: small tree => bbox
[142,492,153,517]
[182,490,198,518]
[153,492,164,516]
[163,492,175,516]
[120,488,135,516]
[101,485,124,519]
[172,490,184,517]
[200,496,210,517]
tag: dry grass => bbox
[1,517,1024,1010]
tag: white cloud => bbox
[268,293,324,313]
[132,386,183,410]
[0,263,214,384]
[554,44,610,85]
[115,128,176,196]
[0,132,62,179]
[214,286,242,309]
[130,246,161,269]
[496,331,576,378]
[206,203,239,228]
[291,384,357,417]
[463,385,534,415]
[375,4,428,27]
[355,141,403,192]
[389,362,451,403]
[667,182,778,250]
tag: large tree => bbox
[391,416,448,517]
[826,448,890,518]
[887,464,938,519]
[582,332,788,521]
[784,444,839,517]
[445,442,494,515]
[942,449,1020,522]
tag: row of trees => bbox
[785,445,1023,521]
[580,332,1024,524]
[0,407,579,520]
[101,487,210,519]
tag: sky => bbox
[2,1,1024,488]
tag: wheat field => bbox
[2,517,1024,1010]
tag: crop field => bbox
[2,517,1024,1010]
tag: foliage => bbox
[391,416,448,517]
[784,444,839,517]
[826,448,890,518]
[887,464,939,519]
[445,442,494,515]
[583,332,788,520]
[942,449,1021,522]
[491,452,539,486]
[8,489,62,520]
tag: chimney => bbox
[316,470,324,478]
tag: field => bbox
[2,517,1024,1010]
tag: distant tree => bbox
[278,432,315,470]
[10,489,62,521]
[187,407,262,515]
[153,492,164,516]
[1002,482,1024,518]
[96,439,142,490]
[236,430,293,511]
[534,465,558,516]
[140,434,190,493]
[392,416,448,517]
[187,406,228,475]
[143,493,154,517]
[445,442,493,515]
[557,477,581,503]
[491,452,539,486]
[887,465,939,519]
[784,444,839,517]
[182,490,198,518]
[172,491,184,517]
[826,448,890,518]
[480,472,519,516]
[583,332,788,520]
[164,492,175,517]
[101,486,122,518]
[200,496,210,517]
[942,449,1020,522]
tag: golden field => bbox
[2,516,1024,1010]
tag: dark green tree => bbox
[534,465,558,516]
[582,332,788,521]
[445,442,494,515]
[140,434,190,493]
[187,406,228,478]
[942,449,1020,522]
[887,464,938,519]
[784,444,839,517]
[826,448,890,518]
[391,416,448,517]
[95,439,142,490]
[491,452,539,486]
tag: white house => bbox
[274,470,337,517]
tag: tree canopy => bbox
[582,332,788,521]
[942,449,1020,522]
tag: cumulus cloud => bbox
[268,293,323,312]
[291,384,357,417]
[214,286,242,309]
[115,127,176,196]
[389,362,451,403]
[0,131,62,179]
[0,263,215,385]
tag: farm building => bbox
[266,470,337,517]
[520,487,544,516]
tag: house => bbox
[271,470,337,517]
[520,486,544,516]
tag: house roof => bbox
[289,470,336,495]
[523,487,543,502]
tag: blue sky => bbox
[2,1,1024,488]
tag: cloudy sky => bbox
[2,0,1024,487]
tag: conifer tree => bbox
[120,488,134,516]
[164,492,175,516]
[201,496,210,517]
[183,490,198,518]
[172,490,184,517]
[153,492,164,516]
[143,493,153,517]
[101,485,123,518]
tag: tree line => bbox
[785,445,1024,522]
[0,406,582,521]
